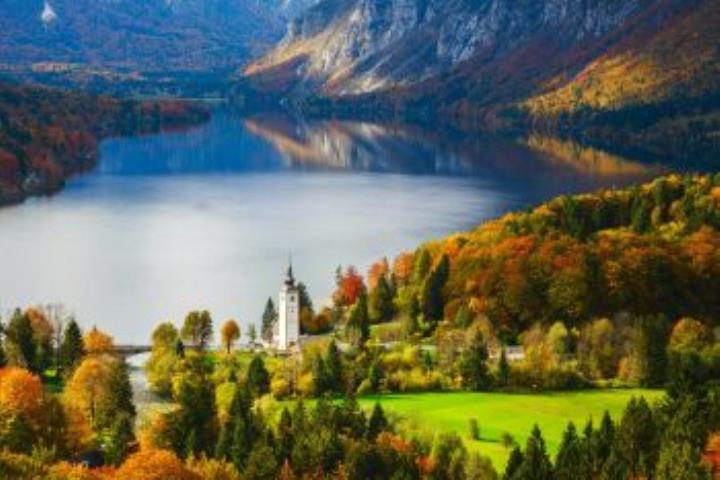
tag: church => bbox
[273,262,300,351]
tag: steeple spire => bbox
[285,254,295,287]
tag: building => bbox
[275,262,300,350]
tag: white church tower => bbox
[275,262,300,350]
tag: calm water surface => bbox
[0,112,667,343]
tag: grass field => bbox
[356,389,664,471]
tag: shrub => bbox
[468,419,480,441]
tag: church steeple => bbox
[284,259,295,288]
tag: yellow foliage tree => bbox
[83,327,115,355]
[64,355,114,428]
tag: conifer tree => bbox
[325,340,343,392]
[503,446,523,480]
[346,292,370,348]
[615,397,658,478]
[513,425,553,480]
[6,309,35,370]
[497,346,510,387]
[261,298,278,344]
[555,422,590,480]
[459,330,492,391]
[420,255,449,324]
[59,318,84,374]
[247,355,270,397]
[369,275,395,323]
[367,402,388,440]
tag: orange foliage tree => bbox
[115,449,201,480]
[333,266,366,308]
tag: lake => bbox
[0,111,668,344]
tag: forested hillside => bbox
[382,174,720,341]
[0,82,209,205]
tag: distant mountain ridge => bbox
[0,0,317,72]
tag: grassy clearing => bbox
[357,389,664,471]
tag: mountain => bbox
[0,0,316,73]
[242,0,720,162]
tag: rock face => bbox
[0,0,313,72]
[247,0,648,95]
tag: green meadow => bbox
[357,389,664,471]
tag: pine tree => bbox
[369,275,395,323]
[591,411,615,473]
[503,446,523,480]
[346,292,370,348]
[514,425,553,480]
[261,298,278,345]
[655,440,710,480]
[0,321,7,368]
[59,319,84,374]
[420,255,449,324]
[104,413,135,466]
[247,355,270,397]
[277,407,294,462]
[459,330,492,391]
[5,309,35,370]
[325,340,343,393]
[555,422,590,480]
[615,397,658,478]
[367,402,388,440]
[497,346,511,387]
[599,448,628,480]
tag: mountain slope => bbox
[245,0,718,113]
[0,0,315,72]
[243,0,720,161]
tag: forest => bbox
[0,174,717,478]
[0,81,209,206]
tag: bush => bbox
[270,377,290,399]
[468,418,480,441]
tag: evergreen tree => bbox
[244,443,280,480]
[655,440,710,480]
[97,359,136,429]
[277,407,294,462]
[261,298,278,345]
[247,355,271,397]
[513,425,553,480]
[497,347,510,387]
[420,255,450,324]
[503,446,524,480]
[297,283,314,317]
[634,314,670,387]
[459,330,492,391]
[104,413,135,466]
[590,412,615,474]
[59,319,84,374]
[325,340,343,393]
[615,396,658,478]
[346,292,370,348]
[600,449,628,480]
[367,402,388,440]
[555,422,590,480]
[5,309,35,371]
[312,355,328,396]
[369,275,395,323]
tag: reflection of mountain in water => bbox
[244,113,667,182]
[96,110,667,194]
